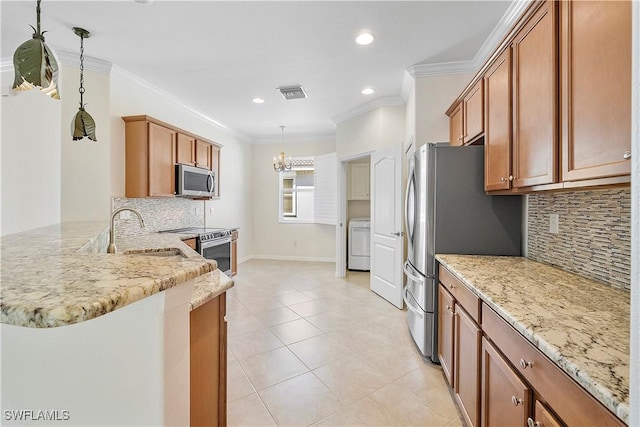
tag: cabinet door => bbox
[560,0,631,181]
[484,49,513,191]
[464,81,484,144]
[528,400,563,427]
[455,306,481,427]
[148,123,176,197]
[176,133,195,166]
[196,140,212,170]
[449,102,464,146]
[191,293,227,427]
[481,337,531,427]
[512,1,557,188]
[348,163,370,200]
[438,285,455,386]
[211,145,220,197]
[231,239,237,276]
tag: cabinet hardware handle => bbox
[511,396,523,406]
[500,177,506,183]
[449,284,456,290]
[509,175,514,181]
[519,359,533,369]
[623,151,631,160]
[446,304,451,311]
[527,418,541,427]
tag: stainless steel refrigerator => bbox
[403,143,522,362]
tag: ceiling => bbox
[1,1,514,142]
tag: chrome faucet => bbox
[107,208,146,254]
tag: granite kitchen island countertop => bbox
[436,254,630,425]
[0,221,232,328]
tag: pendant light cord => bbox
[78,34,85,109]
[36,0,41,35]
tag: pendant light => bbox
[71,27,97,141]
[12,0,60,99]
[273,126,292,172]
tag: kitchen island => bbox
[0,222,233,426]
[436,254,629,426]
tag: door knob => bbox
[511,396,523,406]
[393,231,403,236]
[500,177,506,183]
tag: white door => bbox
[370,144,404,309]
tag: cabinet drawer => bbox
[481,305,624,427]
[438,265,480,323]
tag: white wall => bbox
[109,67,254,260]
[251,141,336,261]
[336,105,406,159]
[60,66,112,222]
[414,73,472,146]
[1,76,61,236]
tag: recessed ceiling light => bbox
[134,0,153,5]
[252,97,265,104]
[361,88,374,95]
[355,33,375,46]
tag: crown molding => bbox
[407,60,476,78]
[400,70,414,103]
[111,65,251,143]
[54,50,113,74]
[332,96,405,125]
[470,0,532,68]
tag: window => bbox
[278,154,336,224]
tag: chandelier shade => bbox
[273,126,292,172]
[12,0,60,99]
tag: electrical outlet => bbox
[549,214,559,234]
[119,210,131,219]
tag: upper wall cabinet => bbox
[560,0,632,182]
[447,81,484,146]
[511,0,557,188]
[123,115,221,198]
[447,0,631,194]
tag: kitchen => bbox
[1,1,638,426]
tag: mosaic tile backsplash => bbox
[112,197,204,239]
[527,188,631,290]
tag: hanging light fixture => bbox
[273,126,292,172]
[12,0,60,99]
[71,27,97,141]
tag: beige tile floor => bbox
[227,259,463,427]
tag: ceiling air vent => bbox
[277,85,308,100]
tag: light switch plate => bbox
[549,214,559,234]
[209,207,215,215]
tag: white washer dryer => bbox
[348,218,370,271]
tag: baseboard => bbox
[239,255,336,264]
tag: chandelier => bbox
[273,126,292,172]
[12,0,60,99]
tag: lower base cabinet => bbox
[455,306,481,427]
[481,337,530,427]
[190,293,227,426]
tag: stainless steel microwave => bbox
[175,164,215,198]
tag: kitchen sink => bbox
[123,248,186,258]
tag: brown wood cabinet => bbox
[124,118,177,198]
[182,238,197,251]
[438,266,481,427]
[455,304,481,427]
[484,48,513,192]
[481,337,531,427]
[530,400,563,427]
[560,0,632,182]
[190,293,227,427]
[177,133,196,167]
[463,81,484,144]
[448,102,464,146]
[123,115,222,199]
[511,0,557,188]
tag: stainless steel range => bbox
[161,227,234,276]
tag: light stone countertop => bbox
[1,221,233,328]
[436,254,630,425]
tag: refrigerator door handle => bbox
[404,163,415,245]
[403,285,423,316]
[403,260,434,283]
